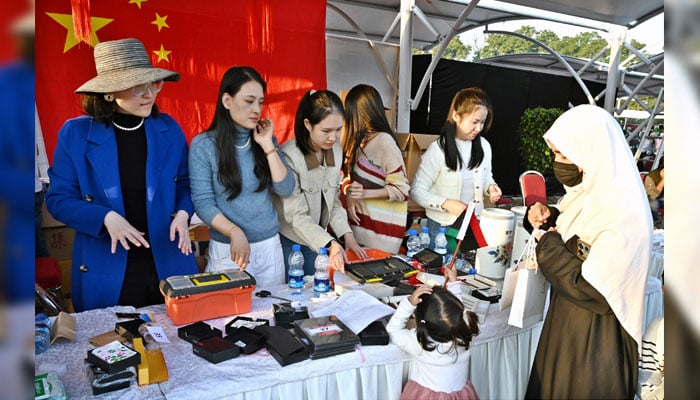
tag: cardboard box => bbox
[396,133,438,183]
[59,260,72,297]
[42,226,75,261]
[41,202,64,228]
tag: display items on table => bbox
[87,340,141,374]
[159,269,256,325]
[294,316,361,359]
[224,316,270,354]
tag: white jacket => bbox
[410,137,496,225]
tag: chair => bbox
[519,170,547,207]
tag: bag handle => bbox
[514,229,542,272]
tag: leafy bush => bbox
[517,107,564,172]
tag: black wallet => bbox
[254,325,309,366]
[358,320,390,346]
[273,302,309,329]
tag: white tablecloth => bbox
[35,283,543,400]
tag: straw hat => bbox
[75,38,179,94]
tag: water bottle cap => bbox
[439,227,447,233]
[292,244,301,251]
[319,247,328,255]
[35,313,48,321]
[421,226,429,233]
[408,229,417,235]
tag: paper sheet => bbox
[308,290,395,334]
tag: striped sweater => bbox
[343,132,409,254]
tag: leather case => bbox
[358,320,390,346]
[254,325,308,366]
[412,248,444,273]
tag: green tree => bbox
[480,25,651,61]
[414,36,471,61]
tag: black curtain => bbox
[410,55,606,196]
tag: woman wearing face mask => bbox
[274,90,367,276]
[188,66,294,288]
[410,87,502,248]
[523,105,651,399]
[46,38,197,311]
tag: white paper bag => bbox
[499,266,518,311]
[507,231,548,328]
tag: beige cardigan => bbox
[274,140,352,253]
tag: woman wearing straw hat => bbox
[46,38,197,312]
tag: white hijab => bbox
[544,105,652,351]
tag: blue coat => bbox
[46,114,197,311]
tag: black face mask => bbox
[553,161,583,187]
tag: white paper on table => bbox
[308,289,395,334]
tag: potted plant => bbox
[516,107,565,195]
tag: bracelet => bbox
[264,147,278,156]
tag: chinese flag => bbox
[36,0,327,163]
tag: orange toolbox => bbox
[159,269,256,326]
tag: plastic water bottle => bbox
[288,244,305,295]
[313,247,330,293]
[35,313,52,355]
[419,226,431,250]
[406,229,420,258]
[434,227,448,264]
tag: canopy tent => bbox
[326,0,664,166]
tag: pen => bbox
[365,277,383,283]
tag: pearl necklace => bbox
[234,136,251,149]
[113,118,145,131]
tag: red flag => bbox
[36,0,327,163]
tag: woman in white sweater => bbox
[410,88,501,248]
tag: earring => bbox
[104,94,114,102]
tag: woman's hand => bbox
[228,226,250,269]
[441,199,467,216]
[253,118,274,150]
[104,211,150,254]
[346,181,364,199]
[345,196,362,225]
[327,241,347,273]
[487,184,502,203]
[409,285,433,306]
[343,232,367,262]
[527,202,551,229]
[169,210,192,255]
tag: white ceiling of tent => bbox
[326,0,664,50]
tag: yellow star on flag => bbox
[153,44,172,62]
[46,12,113,53]
[151,13,169,31]
[129,0,148,9]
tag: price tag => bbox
[146,326,171,343]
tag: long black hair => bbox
[294,90,345,155]
[342,84,397,177]
[207,66,270,201]
[82,94,160,126]
[414,285,480,354]
[438,87,493,171]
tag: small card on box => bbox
[193,336,240,364]
[87,340,141,374]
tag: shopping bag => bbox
[499,231,537,311]
[507,231,548,328]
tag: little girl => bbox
[387,263,480,400]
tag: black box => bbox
[192,336,240,364]
[254,325,308,366]
[273,302,309,329]
[224,327,267,354]
[345,257,418,284]
[358,320,390,346]
[412,248,444,273]
[87,341,141,374]
[293,316,360,359]
[178,321,222,344]
[115,319,145,341]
